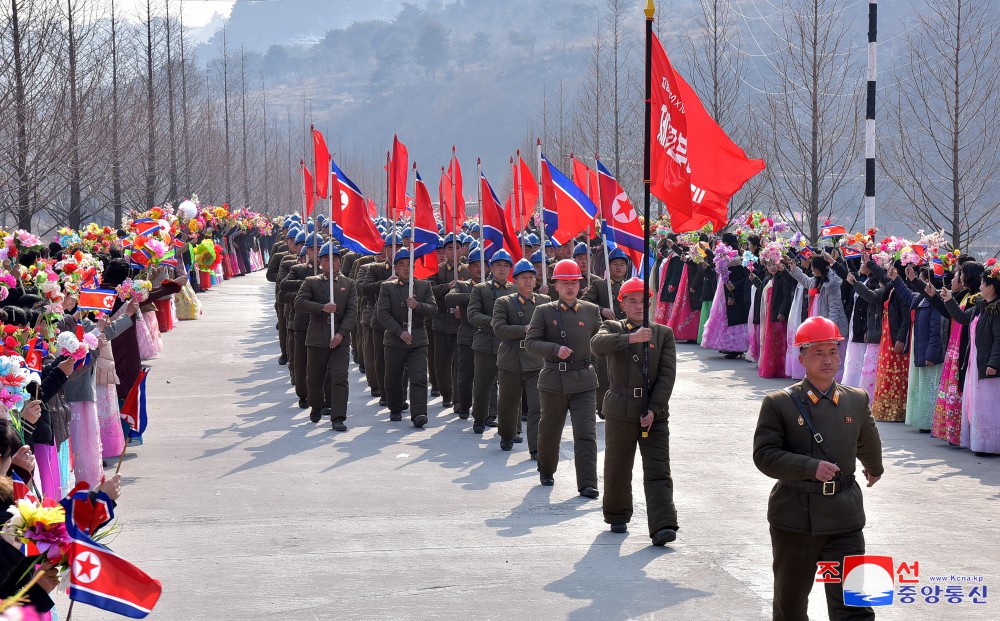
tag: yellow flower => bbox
[17,499,65,528]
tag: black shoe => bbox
[597,410,605,420]
[278,355,288,365]
[458,410,470,420]
[442,401,452,409]
[371,389,381,398]
[298,399,308,409]
[539,474,554,486]
[530,452,537,461]
[651,528,677,546]
[358,366,366,375]
[610,523,628,534]
[485,416,498,428]
[500,440,513,451]
[472,425,485,434]
[402,402,409,411]
[580,486,599,499]
[431,389,440,398]
[320,407,331,418]
[379,398,387,407]
[389,412,402,422]
[309,408,322,423]
[332,419,347,432]
[512,436,523,444]
[413,415,428,428]
[723,352,741,360]
[453,405,461,415]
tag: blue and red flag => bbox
[479,172,522,262]
[128,247,151,270]
[932,256,944,277]
[331,159,383,255]
[596,159,647,272]
[821,224,848,239]
[841,246,863,260]
[540,152,598,245]
[411,170,439,278]
[120,366,150,441]
[130,219,160,237]
[22,337,46,373]
[78,289,118,313]
[61,488,160,619]
[11,473,39,556]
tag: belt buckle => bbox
[822,481,836,496]
[633,387,643,398]
[519,340,526,349]
[558,362,567,372]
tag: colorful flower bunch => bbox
[0,355,31,414]
[116,278,152,303]
[79,223,120,253]
[1,497,71,564]
[714,242,740,283]
[56,330,98,362]
[0,230,43,261]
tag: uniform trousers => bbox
[455,344,474,414]
[595,356,609,414]
[537,389,598,490]
[276,304,288,357]
[384,345,428,420]
[602,417,677,535]
[361,323,380,391]
[293,329,308,400]
[769,526,873,621]
[498,368,540,455]
[372,327,388,397]
[472,350,499,426]
[426,326,438,391]
[433,331,456,403]
[306,343,351,420]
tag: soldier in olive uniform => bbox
[591,277,679,546]
[360,241,397,405]
[753,316,883,621]
[443,249,484,419]
[429,234,472,410]
[280,233,321,409]
[349,252,378,391]
[468,250,515,434]
[267,228,300,365]
[525,259,602,498]
[276,231,307,382]
[492,259,549,456]
[295,243,358,430]
[376,248,437,427]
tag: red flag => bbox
[514,152,538,225]
[68,536,162,618]
[501,194,525,264]
[412,170,439,279]
[390,135,409,222]
[648,34,694,225]
[571,157,599,240]
[312,127,331,199]
[366,198,378,218]
[302,162,316,216]
[448,150,465,223]
[439,168,457,233]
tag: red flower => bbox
[2,325,15,335]
[987,258,997,267]
[823,219,831,226]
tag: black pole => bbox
[641,0,654,437]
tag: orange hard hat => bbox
[793,316,845,348]
[551,259,583,281]
[617,276,650,301]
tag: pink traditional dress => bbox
[758,280,788,378]
[872,296,910,422]
[666,263,701,341]
[932,292,971,445]
[95,336,125,459]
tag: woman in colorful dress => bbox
[940,260,1000,454]
[927,261,983,445]
[784,252,809,380]
[757,256,794,378]
[845,262,889,401]
[654,235,684,325]
[744,235,763,363]
[702,234,750,358]
[666,252,702,342]
[890,265,946,431]
[697,246,716,344]
[834,257,869,390]
[867,260,912,421]
[787,252,849,380]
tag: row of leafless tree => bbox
[526,0,1000,250]
[0,0,302,236]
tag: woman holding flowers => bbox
[756,243,794,378]
[702,234,751,358]
[867,258,912,421]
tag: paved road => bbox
[58,271,999,620]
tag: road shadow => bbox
[484,484,600,537]
[544,532,711,621]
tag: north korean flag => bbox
[22,337,46,373]
[480,172,521,262]
[820,225,848,239]
[411,170,440,279]
[130,219,161,237]
[332,159,384,256]
[66,535,162,618]
[120,366,150,441]
[596,159,646,270]
[540,152,598,245]
[78,289,118,313]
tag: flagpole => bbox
[512,156,525,259]
[452,146,459,284]
[596,154,614,308]
[641,0,655,438]
[310,125,318,276]
[300,160,307,237]
[408,162,416,332]
[386,150,395,263]
[537,139,547,290]
[477,157,485,282]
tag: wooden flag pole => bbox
[595,154,614,308]
[641,0,655,438]
[477,158,485,281]
[537,139,547,289]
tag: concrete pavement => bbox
[57,271,999,620]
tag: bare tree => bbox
[164,0,177,202]
[885,0,1000,251]
[239,46,250,207]
[142,0,157,208]
[215,26,232,204]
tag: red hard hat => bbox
[617,277,650,301]
[551,259,582,281]
[793,316,845,348]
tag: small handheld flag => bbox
[78,289,118,313]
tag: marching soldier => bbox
[590,277,678,546]
[376,248,438,428]
[492,259,550,456]
[468,250,514,434]
[575,242,616,420]
[753,316,883,621]
[429,234,471,411]
[267,227,300,366]
[279,232,321,410]
[360,239,397,405]
[443,248,484,420]
[295,243,358,431]
[276,230,307,382]
[525,259,602,498]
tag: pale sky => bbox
[108,0,236,28]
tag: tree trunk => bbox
[67,0,82,228]
[165,0,178,202]
[110,0,122,226]
[11,0,32,230]
[144,0,157,209]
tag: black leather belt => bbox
[609,383,645,398]
[778,475,856,496]
[544,360,591,371]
